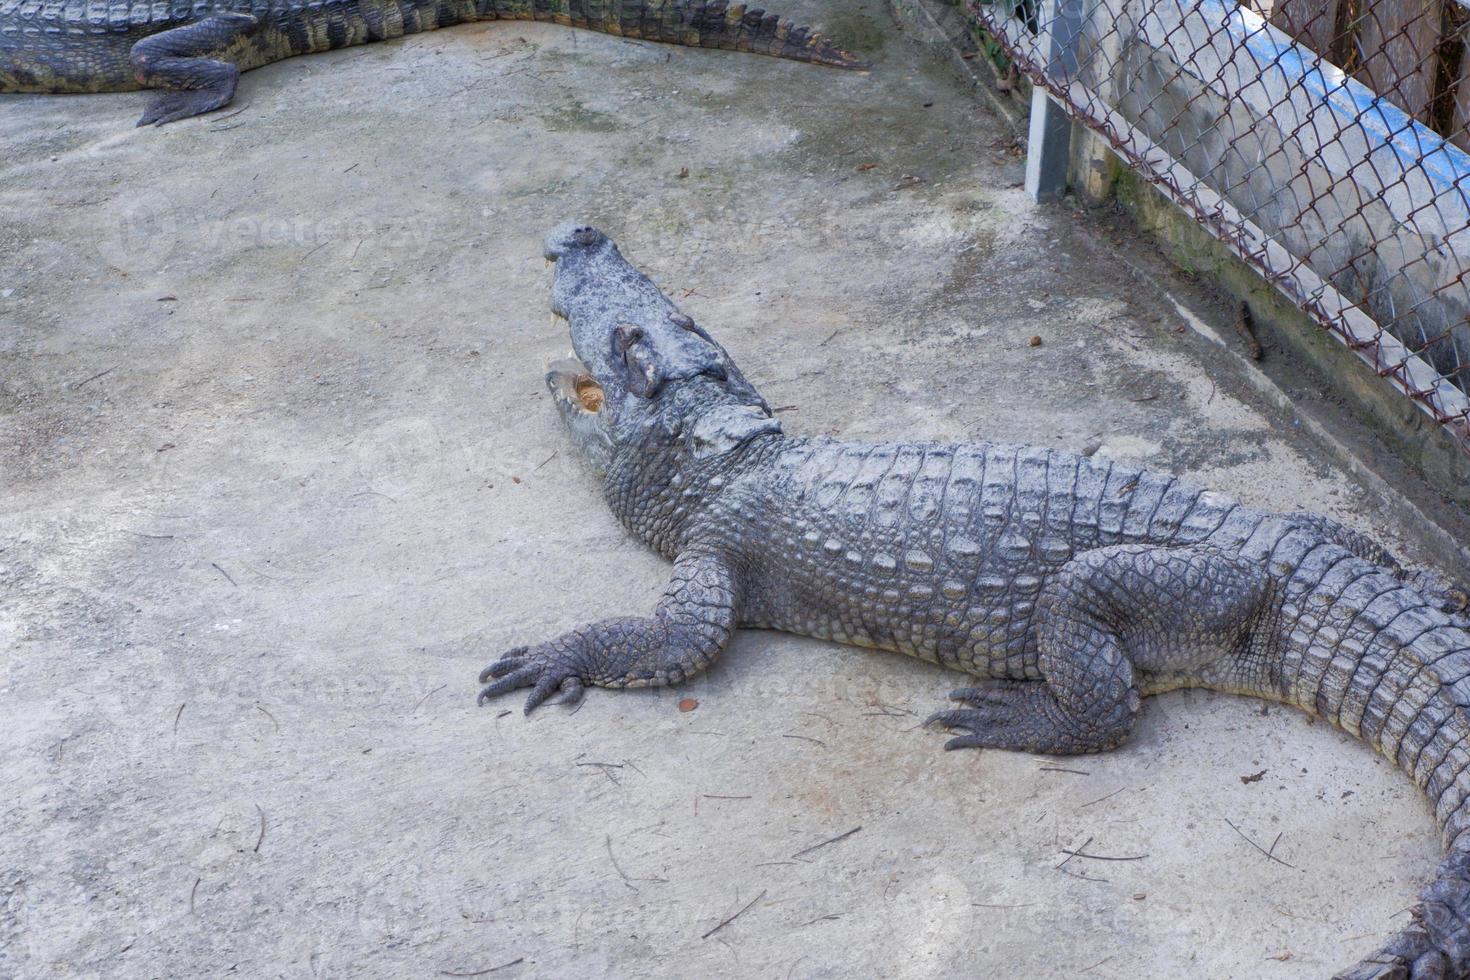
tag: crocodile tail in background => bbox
[487,0,868,69]
[1264,537,1470,978]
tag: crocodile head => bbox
[541,222,781,478]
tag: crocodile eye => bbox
[610,323,662,396]
[613,323,645,356]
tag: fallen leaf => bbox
[678,698,699,713]
[855,162,878,172]
[1240,769,1268,784]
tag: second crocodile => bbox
[0,0,864,126]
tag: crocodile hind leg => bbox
[929,544,1269,754]
[129,13,259,126]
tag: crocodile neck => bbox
[603,414,784,560]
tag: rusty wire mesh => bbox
[971,0,1470,452]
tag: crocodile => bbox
[478,222,1470,980]
[0,0,864,126]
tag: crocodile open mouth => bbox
[547,357,604,414]
[574,375,604,413]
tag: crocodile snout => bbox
[543,221,607,262]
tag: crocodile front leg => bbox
[477,549,741,714]
[930,544,1270,754]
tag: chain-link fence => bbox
[971,0,1470,453]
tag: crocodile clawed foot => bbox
[925,683,1038,751]
[946,683,1033,707]
[136,69,238,126]
[1333,924,1447,980]
[477,644,586,714]
[924,680,1136,755]
[1401,569,1470,625]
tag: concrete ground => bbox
[2,4,1467,977]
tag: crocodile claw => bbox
[478,647,530,684]
[926,709,1017,751]
[1334,924,1446,980]
[136,76,237,127]
[924,682,1124,754]
[946,684,1030,706]
[925,684,1034,751]
[477,645,585,714]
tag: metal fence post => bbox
[1025,0,1085,203]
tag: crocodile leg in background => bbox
[1287,511,1470,620]
[129,14,260,126]
[0,0,866,126]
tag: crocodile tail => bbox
[487,0,868,69]
[1270,540,1470,977]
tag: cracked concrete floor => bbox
[0,2,1463,977]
